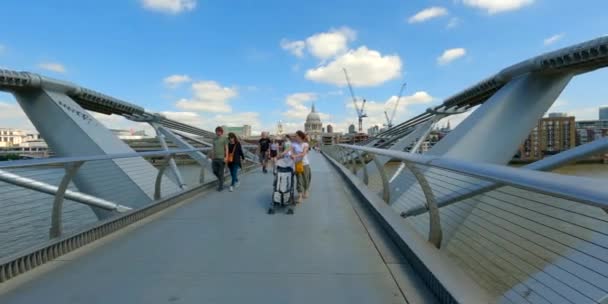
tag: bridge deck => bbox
[0,153,426,304]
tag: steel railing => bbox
[0,147,257,283]
[322,144,608,304]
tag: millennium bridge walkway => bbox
[2,37,608,303]
[0,153,435,304]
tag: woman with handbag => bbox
[291,130,311,203]
[227,132,245,192]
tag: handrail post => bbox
[50,161,84,239]
[404,162,443,249]
[350,149,357,174]
[358,151,369,185]
[372,155,390,203]
[154,155,172,200]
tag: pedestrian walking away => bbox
[210,126,229,191]
[227,132,245,192]
[258,132,271,173]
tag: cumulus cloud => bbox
[93,112,154,135]
[346,91,435,128]
[283,93,317,120]
[280,27,356,60]
[280,39,306,57]
[447,17,460,29]
[164,74,192,88]
[38,62,66,73]
[140,0,196,14]
[305,46,402,87]
[160,111,205,126]
[437,48,466,65]
[408,7,449,23]
[544,33,564,46]
[175,80,237,113]
[0,100,34,130]
[462,0,534,14]
[305,27,356,59]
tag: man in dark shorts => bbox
[258,132,271,173]
[210,126,228,191]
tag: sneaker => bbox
[229,186,234,192]
[217,186,223,192]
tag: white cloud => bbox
[140,0,196,14]
[566,107,598,120]
[305,27,356,59]
[175,80,237,113]
[280,39,306,57]
[283,92,317,120]
[0,100,34,130]
[160,110,269,135]
[447,17,460,29]
[305,46,402,87]
[462,0,534,14]
[164,74,192,88]
[408,7,449,23]
[346,91,435,128]
[160,111,205,127]
[93,112,154,136]
[544,33,564,46]
[38,62,66,73]
[437,48,466,65]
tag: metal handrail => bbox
[339,144,608,210]
[0,148,211,169]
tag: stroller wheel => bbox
[268,208,275,214]
[286,208,294,215]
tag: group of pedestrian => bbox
[210,126,312,204]
[210,126,245,192]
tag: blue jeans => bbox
[229,164,239,186]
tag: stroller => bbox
[268,156,295,215]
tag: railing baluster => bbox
[154,155,172,200]
[404,162,442,249]
[372,155,390,203]
[50,161,84,239]
[358,151,369,185]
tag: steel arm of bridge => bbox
[172,130,260,164]
[388,115,445,184]
[150,123,186,189]
[363,118,437,179]
[402,136,608,217]
[154,125,214,174]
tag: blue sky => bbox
[1,0,608,134]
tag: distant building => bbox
[277,121,284,135]
[348,124,356,134]
[304,103,323,141]
[548,112,568,118]
[0,128,27,148]
[221,125,252,138]
[576,120,608,129]
[518,115,575,160]
[600,106,608,120]
[326,124,333,133]
[367,125,380,136]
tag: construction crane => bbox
[343,68,367,133]
[383,82,407,129]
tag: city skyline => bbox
[1,1,608,135]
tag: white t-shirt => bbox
[292,142,309,165]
